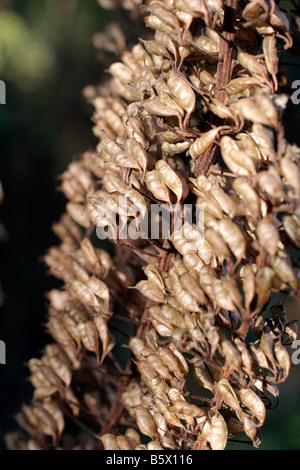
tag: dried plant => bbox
[6,0,300,451]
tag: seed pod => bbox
[145,170,170,203]
[216,379,241,411]
[134,280,166,303]
[208,409,228,450]
[69,281,99,308]
[217,218,246,261]
[220,136,256,176]
[241,265,256,310]
[87,276,110,311]
[66,202,90,228]
[232,176,260,215]
[255,267,274,307]
[189,128,220,159]
[237,49,268,82]
[156,160,187,202]
[161,304,186,329]
[263,35,279,88]
[280,157,300,196]
[226,77,261,95]
[271,251,298,291]
[172,280,200,312]
[93,316,115,363]
[256,218,280,256]
[250,342,270,369]
[100,434,120,450]
[283,215,300,247]
[135,406,157,438]
[190,357,215,393]
[238,388,266,425]
[274,341,291,379]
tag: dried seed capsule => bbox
[220,136,256,176]
[256,218,280,256]
[238,388,266,425]
[100,434,120,450]
[69,281,99,308]
[282,215,300,247]
[207,409,228,450]
[217,218,246,261]
[135,406,157,439]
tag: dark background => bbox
[0,0,299,450]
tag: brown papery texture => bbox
[6,0,300,451]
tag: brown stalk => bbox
[194,0,238,177]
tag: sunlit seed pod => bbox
[205,227,232,262]
[232,176,260,215]
[237,49,268,82]
[170,401,206,419]
[270,6,290,30]
[284,321,298,342]
[195,35,219,54]
[282,215,300,247]
[69,259,90,284]
[87,276,110,311]
[154,31,177,58]
[108,62,135,84]
[93,316,115,363]
[179,272,207,305]
[47,355,72,389]
[42,399,65,437]
[236,133,260,163]
[135,406,157,439]
[260,331,276,369]
[47,317,74,350]
[172,280,200,312]
[207,98,234,120]
[182,253,204,274]
[212,280,236,311]
[157,346,184,377]
[220,136,256,176]
[156,158,188,203]
[168,342,189,376]
[250,343,270,370]
[217,218,246,261]
[77,320,99,359]
[208,409,228,451]
[190,357,215,393]
[199,265,218,298]
[145,170,170,203]
[220,339,242,372]
[263,35,279,87]
[161,304,186,329]
[257,170,285,201]
[274,340,291,379]
[238,388,266,426]
[234,338,253,377]
[225,77,261,95]
[100,434,120,450]
[144,265,165,292]
[134,280,166,303]
[280,157,300,196]
[255,267,274,307]
[137,361,158,387]
[240,264,256,310]
[144,15,174,34]
[236,412,257,441]
[271,251,298,291]
[147,441,164,450]
[167,71,195,115]
[256,218,280,256]
[115,435,133,450]
[147,354,173,380]
[125,428,141,449]
[151,318,174,337]
[161,140,191,155]
[66,202,90,228]
[69,281,99,308]
[216,379,241,412]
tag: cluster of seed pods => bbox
[6,0,300,451]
